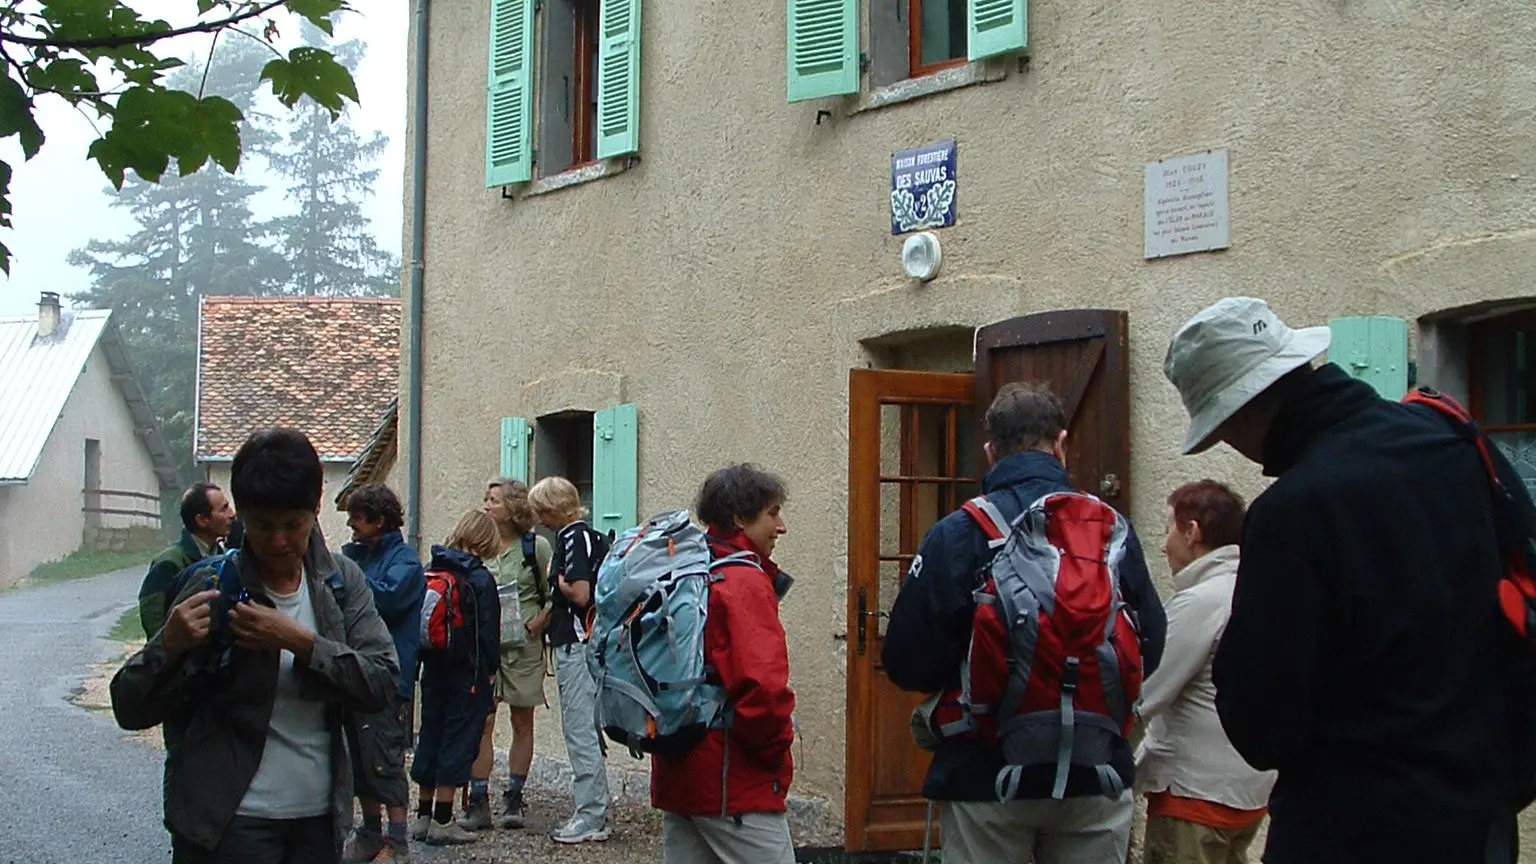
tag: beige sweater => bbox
[1134,544,1277,811]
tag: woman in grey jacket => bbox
[111,429,399,864]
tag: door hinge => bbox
[856,587,869,656]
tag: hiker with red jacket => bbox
[1164,297,1536,864]
[883,383,1166,864]
[652,464,797,864]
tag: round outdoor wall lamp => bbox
[901,231,943,282]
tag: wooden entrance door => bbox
[844,310,1131,853]
[975,310,1132,507]
[845,369,978,852]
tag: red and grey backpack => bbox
[929,491,1144,801]
[1402,387,1536,642]
[419,568,466,654]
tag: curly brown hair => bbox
[345,483,405,532]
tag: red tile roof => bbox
[196,297,400,461]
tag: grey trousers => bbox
[555,644,610,828]
[941,794,1133,864]
[661,812,796,864]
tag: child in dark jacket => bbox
[409,510,501,848]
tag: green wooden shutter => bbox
[499,417,529,482]
[485,0,535,186]
[591,403,638,536]
[595,0,642,160]
[1328,316,1410,400]
[968,0,1027,61]
[786,0,857,103]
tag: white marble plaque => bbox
[1144,149,1230,259]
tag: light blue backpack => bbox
[585,509,759,757]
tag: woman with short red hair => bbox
[1135,480,1276,864]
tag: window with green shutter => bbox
[786,0,858,102]
[486,0,535,187]
[591,403,638,537]
[864,0,1026,91]
[1327,316,1410,401]
[499,417,530,482]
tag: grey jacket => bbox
[110,526,399,853]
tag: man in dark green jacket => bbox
[137,482,235,637]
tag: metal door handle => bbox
[1100,473,1122,498]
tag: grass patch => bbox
[24,549,150,588]
[108,606,145,643]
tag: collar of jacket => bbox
[343,529,405,564]
[1261,363,1382,477]
[706,528,781,581]
[178,527,207,561]
[428,544,482,574]
[1174,544,1240,593]
[235,523,341,593]
[982,449,1069,494]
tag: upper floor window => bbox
[787,0,1026,102]
[485,0,640,187]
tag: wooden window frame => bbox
[907,0,968,79]
[1468,310,1536,436]
[571,0,601,168]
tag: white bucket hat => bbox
[1164,297,1332,455]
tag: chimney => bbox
[37,291,59,338]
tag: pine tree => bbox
[267,25,398,297]
[69,38,282,471]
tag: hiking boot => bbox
[498,796,527,830]
[457,798,493,832]
[342,829,385,863]
[426,818,478,846]
[550,818,611,844]
[408,815,431,842]
[371,839,409,863]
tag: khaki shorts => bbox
[494,641,547,709]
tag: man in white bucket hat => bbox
[1163,297,1533,864]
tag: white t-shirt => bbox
[237,578,332,819]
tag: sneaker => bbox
[426,818,478,846]
[408,815,431,842]
[498,796,527,830]
[550,818,611,844]
[342,829,385,863]
[372,839,409,863]
[457,798,493,832]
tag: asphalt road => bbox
[0,568,172,864]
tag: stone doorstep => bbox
[483,749,840,844]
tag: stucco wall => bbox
[403,0,1536,835]
[206,462,356,550]
[0,347,163,586]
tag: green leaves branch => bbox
[0,0,359,274]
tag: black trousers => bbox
[171,815,335,864]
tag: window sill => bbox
[524,157,636,197]
[853,59,1008,114]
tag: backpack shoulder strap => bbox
[707,550,763,583]
[1404,387,1506,494]
[960,496,1012,549]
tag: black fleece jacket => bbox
[882,450,1166,801]
[1215,363,1533,864]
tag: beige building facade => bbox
[403,0,1536,849]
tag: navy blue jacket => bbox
[882,450,1166,801]
[420,546,500,695]
[1214,363,1534,863]
[342,531,426,700]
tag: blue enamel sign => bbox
[891,140,957,235]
